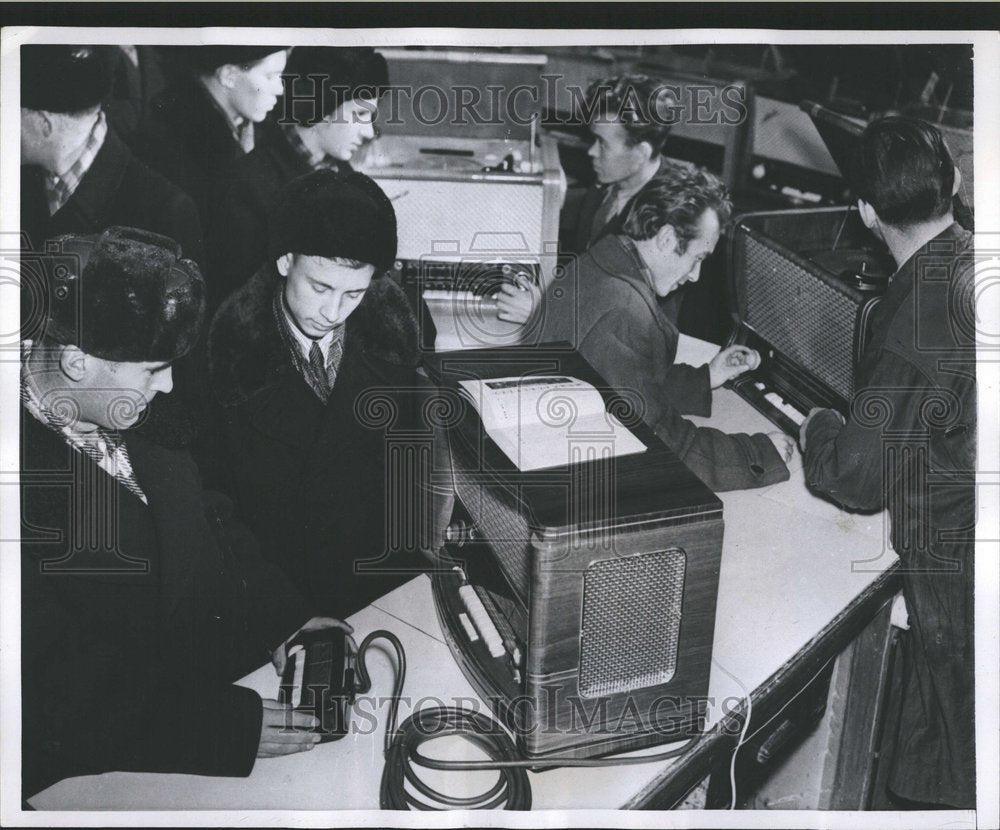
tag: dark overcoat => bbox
[204,120,317,306]
[134,75,256,223]
[203,265,430,617]
[803,223,976,808]
[20,410,308,800]
[543,234,788,492]
[21,125,208,448]
[20,125,203,265]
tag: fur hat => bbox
[21,45,115,113]
[41,226,206,363]
[283,46,389,124]
[270,170,397,273]
[175,45,288,75]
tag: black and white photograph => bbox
[1,9,997,828]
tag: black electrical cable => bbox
[354,630,705,811]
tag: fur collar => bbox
[209,264,420,407]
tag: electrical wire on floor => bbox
[353,631,705,811]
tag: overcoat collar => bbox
[208,263,420,409]
[587,234,679,341]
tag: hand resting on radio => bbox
[494,273,542,324]
[708,345,761,389]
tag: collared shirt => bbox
[201,80,255,153]
[20,341,148,504]
[281,122,343,172]
[44,110,108,216]
[593,155,664,239]
[280,292,346,384]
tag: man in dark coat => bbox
[206,46,388,306]
[134,46,288,222]
[203,170,432,618]
[543,166,792,492]
[801,117,976,808]
[20,44,208,448]
[20,45,202,266]
[20,226,345,801]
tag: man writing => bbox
[543,166,792,492]
[20,226,346,800]
[801,116,976,809]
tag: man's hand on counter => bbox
[257,698,322,758]
[768,430,798,464]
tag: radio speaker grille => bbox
[737,232,858,401]
[578,549,686,698]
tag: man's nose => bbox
[321,293,343,323]
[588,140,599,159]
[360,119,376,140]
[687,263,702,283]
[153,367,173,395]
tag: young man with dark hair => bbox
[542,165,793,492]
[207,46,389,304]
[498,73,679,326]
[20,226,344,801]
[204,170,429,617]
[572,74,677,254]
[801,116,976,809]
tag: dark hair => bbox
[584,74,675,155]
[852,116,955,227]
[623,164,732,252]
[283,46,389,124]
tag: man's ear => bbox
[635,139,656,163]
[216,64,238,90]
[58,344,88,382]
[857,199,879,230]
[275,253,293,277]
[655,223,679,253]
[952,166,963,197]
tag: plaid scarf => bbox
[44,110,108,216]
[21,343,147,504]
[272,285,345,403]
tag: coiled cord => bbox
[354,630,703,810]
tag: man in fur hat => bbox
[20,226,347,801]
[135,45,288,220]
[206,46,389,305]
[20,45,202,264]
[203,170,431,618]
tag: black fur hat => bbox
[270,170,398,273]
[21,45,115,113]
[283,46,389,124]
[175,45,288,75]
[41,226,206,363]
